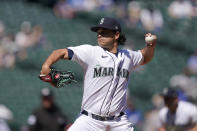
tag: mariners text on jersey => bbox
[93,67,129,78]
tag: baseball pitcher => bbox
[39,17,157,131]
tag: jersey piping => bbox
[99,49,115,115]
[105,51,121,116]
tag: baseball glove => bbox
[39,67,76,88]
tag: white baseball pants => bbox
[68,114,134,131]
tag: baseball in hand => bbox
[145,35,156,43]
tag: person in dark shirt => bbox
[27,88,68,131]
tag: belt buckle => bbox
[97,115,108,121]
[99,115,106,121]
[103,115,114,121]
[88,112,93,118]
[82,110,123,121]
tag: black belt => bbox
[81,110,124,121]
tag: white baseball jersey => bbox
[157,101,197,129]
[68,44,143,117]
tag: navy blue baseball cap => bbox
[90,17,121,32]
[161,88,178,99]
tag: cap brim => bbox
[90,25,116,32]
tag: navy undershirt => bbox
[67,49,74,60]
[103,47,119,57]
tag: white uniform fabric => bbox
[0,119,11,131]
[68,114,134,131]
[0,105,12,131]
[68,44,143,131]
[157,101,197,130]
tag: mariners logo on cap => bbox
[100,18,104,25]
[115,26,118,30]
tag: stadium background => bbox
[0,0,197,130]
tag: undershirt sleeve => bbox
[67,49,74,60]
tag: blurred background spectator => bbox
[143,94,164,131]
[15,21,32,50]
[126,95,143,129]
[0,34,17,68]
[0,21,5,39]
[157,88,197,131]
[53,0,75,19]
[127,1,142,28]
[22,88,68,131]
[191,0,197,17]
[0,20,48,68]
[187,48,197,75]
[15,21,34,60]
[170,67,197,101]
[0,21,16,68]
[29,25,47,49]
[168,0,194,19]
[140,4,164,32]
[0,104,13,131]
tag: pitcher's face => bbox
[97,29,118,49]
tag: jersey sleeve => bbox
[68,44,94,67]
[129,50,143,68]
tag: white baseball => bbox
[145,35,156,43]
